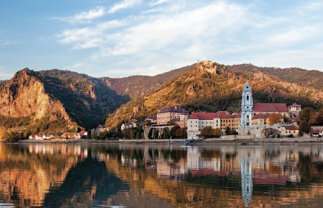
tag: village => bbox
[28,82,323,141]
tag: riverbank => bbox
[15,137,323,144]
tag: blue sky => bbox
[0,0,323,80]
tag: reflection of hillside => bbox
[43,157,129,208]
[0,144,79,207]
[0,143,323,208]
[104,155,246,207]
[104,151,323,208]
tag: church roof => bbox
[254,103,288,113]
[243,81,252,92]
[288,103,301,108]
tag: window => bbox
[247,95,249,101]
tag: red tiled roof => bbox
[290,125,299,130]
[189,111,232,120]
[288,103,301,108]
[189,112,219,120]
[254,103,288,113]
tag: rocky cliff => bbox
[0,68,129,133]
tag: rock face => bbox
[0,69,71,121]
[0,68,129,132]
[105,61,323,128]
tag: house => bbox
[219,112,241,132]
[253,103,289,117]
[187,111,239,138]
[179,114,188,128]
[121,123,134,131]
[187,112,221,138]
[288,103,302,116]
[29,134,47,140]
[277,125,299,137]
[29,134,38,140]
[61,132,81,139]
[157,106,188,125]
[145,115,157,124]
[92,125,109,132]
[79,131,88,137]
[311,126,323,137]
[251,114,271,126]
[43,134,54,140]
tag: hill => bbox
[101,65,195,98]
[0,68,129,134]
[105,61,323,128]
[228,64,323,90]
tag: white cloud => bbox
[53,7,106,24]
[55,0,323,76]
[108,0,141,13]
[57,20,127,49]
[149,0,169,7]
[268,26,321,45]
[66,63,84,69]
[102,1,248,56]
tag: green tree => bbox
[299,107,315,133]
[315,108,323,125]
[162,128,170,139]
[213,128,222,138]
[225,126,232,135]
[153,129,159,139]
[170,125,180,138]
[201,126,213,138]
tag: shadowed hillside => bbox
[101,64,195,98]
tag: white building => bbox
[187,112,224,138]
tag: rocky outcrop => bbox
[0,68,129,132]
[0,69,71,121]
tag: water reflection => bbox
[0,143,322,207]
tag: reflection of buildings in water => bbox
[156,159,186,180]
[187,147,221,172]
[241,160,253,208]
[27,144,88,157]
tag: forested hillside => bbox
[105,62,323,128]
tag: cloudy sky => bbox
[0,0,323,80]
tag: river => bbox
[0,143,322,207]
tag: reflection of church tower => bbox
[241,160,253,207]
[240,81,253,127]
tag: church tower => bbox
[240,81,253,127]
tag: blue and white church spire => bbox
[241,160,253,207]
[240,81,253,127]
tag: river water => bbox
[0,143,322,208]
